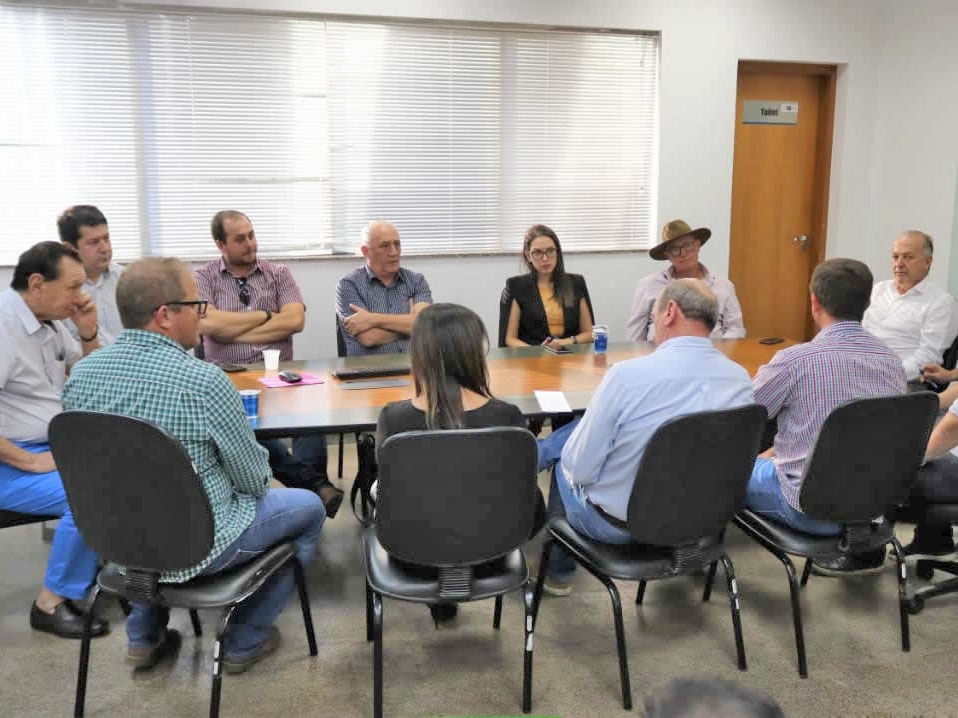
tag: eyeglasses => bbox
[665,240,699,258]
[155,300,208,317]
[529,247,558,261]
[234,277,250,306]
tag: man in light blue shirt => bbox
[538,279,755,595]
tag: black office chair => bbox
[729,393,939,678]
[363,427,539,718]
[48,411,318,718]
[532,404,768,711]
[335,314,361,482]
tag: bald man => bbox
[335,221,433,356]
[862,231,958,383]
[538,279,755,595]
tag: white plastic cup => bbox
[262,349,280,372]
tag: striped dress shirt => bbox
[62,329,271,583]
[194,258,305,364]
[753,321,906,512]
[335,265,433,356]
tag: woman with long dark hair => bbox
[501,224,595,348]
[376,303,544,623]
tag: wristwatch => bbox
[78,324,98,342]
[263,310,273,324]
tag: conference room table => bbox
[229,338,796,439]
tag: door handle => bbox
[793,234,809,249]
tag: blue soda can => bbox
[592,325,608,353]
[239,389,261,418]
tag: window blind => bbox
[0,3,659,264]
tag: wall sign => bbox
[743,100,798,125]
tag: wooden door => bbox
[729,62,836,340]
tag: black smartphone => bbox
[758,337,784,345]
[218,363,247,372]
[544,344,572,355]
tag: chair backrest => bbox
[943,332,958,371]
[376,427,538,566]
[335,314,347,357]
[497,288,511,348]
[799,392,939,522]
[626,404,768,546]
[48,411,214,572]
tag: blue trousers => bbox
[744,458,841,536]
[538,419,634,580]
[262,435,328,489]
[0,442,100,599]
[127,488,325,654]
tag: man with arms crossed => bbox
[336,220,433,356]
[58,205,124,347]
[747,259,906,575]
[539,279,754,595]
[63,257,325,671]
[0,242,106,638]
[195,210,340,516]
[862,230,957,385]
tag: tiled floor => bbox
[2,445,957,717]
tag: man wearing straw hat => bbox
[626,219,746,342]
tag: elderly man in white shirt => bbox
[862,230,958,383]
[57,205,124,347]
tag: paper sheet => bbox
[534,390,573,413]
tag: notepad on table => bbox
[534,390,573,413]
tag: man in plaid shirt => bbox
[194,210,341,519]
[747,259,907,575]
[64,257,325,673]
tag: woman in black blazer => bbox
[500,224,595,348]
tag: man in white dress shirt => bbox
[58,205,124,347]
[862,231,958,383]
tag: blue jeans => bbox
[744,458,841,536]
[0,442,99,599]
[127,488,325,654]
[262,435,329,489]
[538,419,633,580]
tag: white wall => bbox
[6,0,955,358]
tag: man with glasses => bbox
[626,219,745,342]
[194,211,340,517]
[63,257,324,672]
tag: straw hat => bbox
[649,219,712,261]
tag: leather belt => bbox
[591,502,629,531]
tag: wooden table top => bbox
[230,338,796,437]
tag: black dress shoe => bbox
[317,483,344,519]
[30,600,109,639]
[812,548,886,577]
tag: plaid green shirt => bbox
[62,329,270,583]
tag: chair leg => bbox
[337,433,345,480]
[74,585,101,717]
[635,580,647,605]
[293,558,318,656]
[494,595,503,629]
[720,554,747,671]
[531,540,554,628]
[190,609,203,637]
[889,537,910,652]
[209,606,236,718]
[702,561,718,602]
[372,592,384,718]
[800,558,813,588]
[522,581,534,714]
[601,575,632,711]
[366,581,374,642]
[778,553,808,678]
